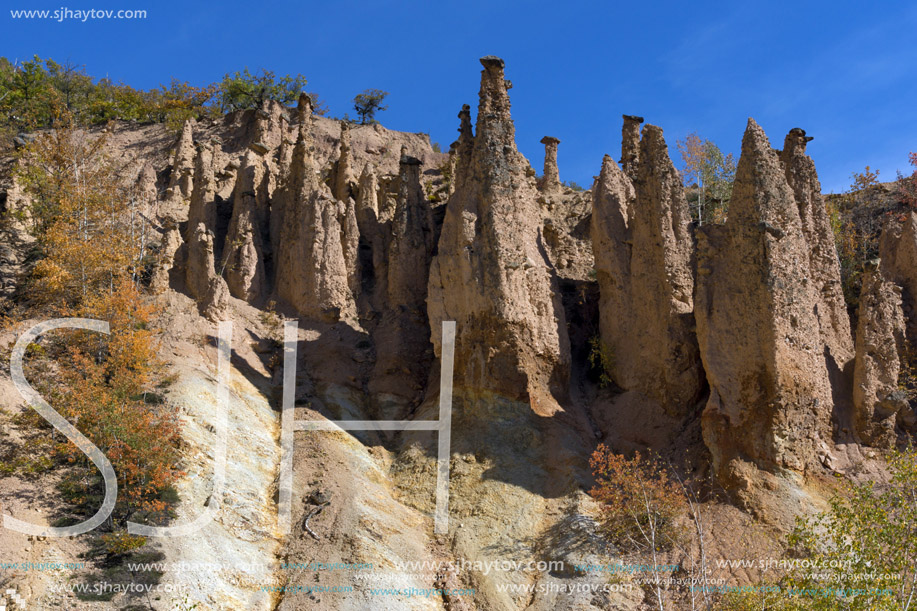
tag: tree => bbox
[0,55,63,132]
[353,88,389,124]
[590,445,714,610]
[828,166,886,316]
[218,68,308,112]
[677,133,736,225]
[15,115,181,544]
[307,92,329,116]
[715,449,917,611]
[45,59,94,117]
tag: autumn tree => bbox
[590,445,714,610]
[353,88,389,124]
[677,133,736,225]
[18,118,156,303]
[15,115,181,549]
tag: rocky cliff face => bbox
[780,128,854,367]
[880,211,917,341]
[853,264,906,447]
[6,54,914,611]
[591,121,702,417]
[695,119,838,507]
[427,56,570,407]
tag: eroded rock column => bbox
[222,151,267,303]
[695,119,835,489]
[591,122,701,417]
[539,136,561,192]
[780,128,853,367]
[273,95,357,322]
[427,56,570,406]
[853,263,906,447]
[620,114,644,180]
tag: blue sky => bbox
[4,0,916,192]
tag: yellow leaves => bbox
[17,121,181,532]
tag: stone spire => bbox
[250,98,285,154]
[853,263,907,448]
[168,118,196,200]
[695,119,835,494]
[388,153,434,306]
[780,127,853,367]
[184,142,217,300]
[620,114,644,180]
[273,93,356,322]
[427,56,570,406]
[880,211,917,341]
[333,120,358,202]
[539,136,561,192]
[222,151,267,302]
[591,125,701,417]
[450,104,474,189]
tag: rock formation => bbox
[354,164,385,302]
[539,136,561,192]
[451,104,474,187]
[184,142,218,300]
[273,95,356,322]
[591,156,634,345]
[387,154,434,306]
[250,99,286,154]
[620,114,643,180]
[879,211,917,340]
[168,119,196,200]
[186,223,231,321]
[591,122,701,416]
[427,56,570,406]
[853,263,906,447]
[222,151,267,302]
[695,119,835,490]
[339,192,361,300]
[332,121,358,203]
[779,128,853,367]
[369,154,436,412]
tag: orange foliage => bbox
[19,117,181,527]
[589,444,686,552]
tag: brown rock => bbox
[427,56,570,405]
[879,211,917,341]
[251,99,285,153]
[853,264,906,447]
[591,153,635,375]
[450,104,474,191]
[780,128,853,367]
[184,143,218,300]
[591,124,701,417]
[695,119,835,485]
[202,275,231,322]
[620,114,644,181]
[332,121,358,203]
[539,136,561,192]
[222,152,268,302]
[369,154,436,413]
[339,192,361,300]
[168,119,196,200]
[186,222,231,320]
[273,97,356,323]
[388,153,434,307]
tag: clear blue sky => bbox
[4,0,916,193]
